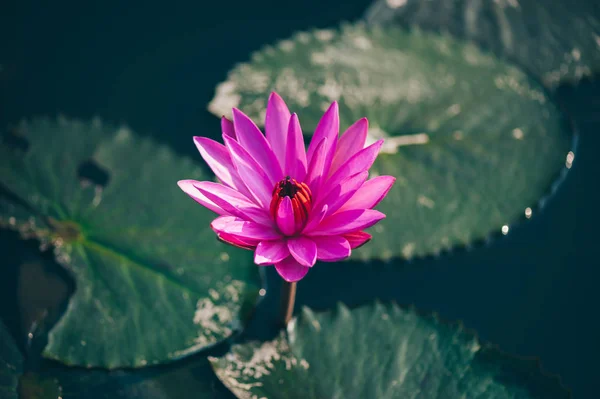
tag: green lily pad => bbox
[208,24,573,260]
[0,117,262,368]
[364,0,600,89]
[0,320,22,399]
[211,302,570,398]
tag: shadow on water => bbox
[0,227,75,361]
[555,74,600,129]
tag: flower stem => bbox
[280,281,297,327]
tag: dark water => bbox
[1,1,599,398]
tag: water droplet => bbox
[417,195,435,209]
[501,225,509,235]
[446,103,461,116]
[402,242,416,258]
[386,0,407,8]
[278,40,294,52]
[566,151,575,168]
[314,29,334,42]
[512,128,524,140]
[352,36,372,50]
[452,131,464,140]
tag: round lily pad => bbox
[211,302,570,398]
[208,24,574,261]
[0,117,262,368]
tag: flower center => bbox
[270,176,312,229]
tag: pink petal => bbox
[287,236,317,267]
[211,215,280,241]
[326,140,384,190]
[340,176,396,211]
[284,114,307,181]
[307,102,339,178]
[193,137,231,183]
[224,135,273,208]
[312,235,351,262]
[193,181,272,226]
[193,137,252,199]
[330,117,368,176]
[304,138,328,196]
[316,171,368,218]
[178,180,223,215]
[274,256,310,282]
[308,209,385,236]
[254,239,290,265]
[212,215,260,249]
[265,92,292,171]
[218,232,258,250]
[302,204,328,233]
[343,231,372,249]
[232,108,283,185]
[221,117,236,140]
[276,196,296,236]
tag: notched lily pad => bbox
[211,302,570,399]
[0,117,262,368]
[208,23,574,261]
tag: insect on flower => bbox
[179,93,395,282]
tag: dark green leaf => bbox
[208,24,573,260]
[365,0,600,89]
[0,118,263,368]
[211,302,570,399]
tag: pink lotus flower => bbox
[179,93,395,282]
